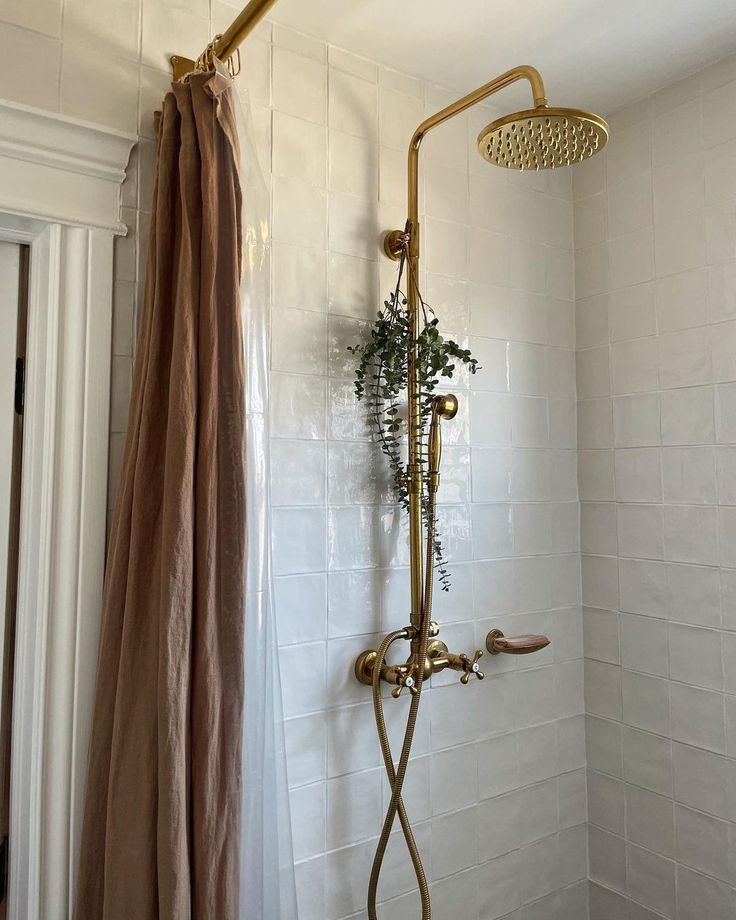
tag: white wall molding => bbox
[0,100,135,233]
[0,100,135,920]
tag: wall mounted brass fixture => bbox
[356,629,550,695]
[355,65,608,920]
[355,633,486,694]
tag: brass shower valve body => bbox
[354,633,485,691]
[354,627,553,694]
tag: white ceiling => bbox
[272,0,736,115]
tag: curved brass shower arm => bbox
[410,65,547,152]
[408,66,548,211]
[385,65,549,259]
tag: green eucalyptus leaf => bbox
[348,266,479,592]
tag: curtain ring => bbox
[196,33,223,73]
[227,48,241,79]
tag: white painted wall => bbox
[574,55,736,920]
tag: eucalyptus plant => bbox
[348,252,479,590]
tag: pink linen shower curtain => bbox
[76,64,247,920]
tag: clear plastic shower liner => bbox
[236,89,298,920]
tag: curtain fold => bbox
[76,64,247,920]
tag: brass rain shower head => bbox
[478,105,608,170]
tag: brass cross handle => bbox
[459,649,484,684]
[485,628,550,655]
[392,660,420,698]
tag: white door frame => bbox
[0,99,135,920]
[0,241,21,722]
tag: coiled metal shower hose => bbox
[367,491,438,919]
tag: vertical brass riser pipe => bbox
[406,219,424,638]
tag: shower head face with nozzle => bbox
[478,105,608,170]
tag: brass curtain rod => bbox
[171,0,279,80]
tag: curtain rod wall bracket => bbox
[171,55,197,81]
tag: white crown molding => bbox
[0,100,136,234]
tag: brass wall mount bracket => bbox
[383,228,410,261]
[354,649,379,684]
[170,55,196,81]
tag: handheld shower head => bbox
[478,105,608,170]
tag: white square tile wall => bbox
[576,53,736,920]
